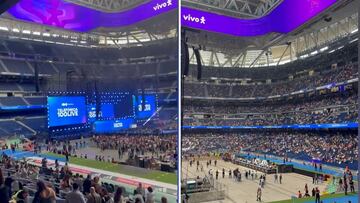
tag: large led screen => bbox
[47,96,87,127]
[135,95,157,119]
[93,118,134,133]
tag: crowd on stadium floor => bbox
[91,135,176,161]
[182,132,358,167]
[0,153,169,203]
[42,134,177,170]
[185,157,356,202]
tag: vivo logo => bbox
[183,14,206,24]
[153,0,172,11]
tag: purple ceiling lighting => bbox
[182,0,338,37]
[6,0,177,32]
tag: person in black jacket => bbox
[0,168,10,203]
[315,187,320,203]
[5,172,13,196]
[83,174,92,194]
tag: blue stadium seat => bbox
[0,97,27,106]
[1,58,33,74]
[25,97,46,105]
[0,120,33,135]
[0,83,20,91]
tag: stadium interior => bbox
[181,0,358,203]
[0,0,178,203]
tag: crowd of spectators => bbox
[184,63,358,98]
[0,152,168,203]
[183,93,357,126]
[183,110,357,126]
[182,132,358,167]
[91,135,176,163]
[43,134,177,171]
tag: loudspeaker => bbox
[182,40,189,76]
[33,61,39,92]
[94,81,100,119]
[193,47,202,80]
[140,76,145,111]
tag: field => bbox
[45,152,177,185]
[269,193,357,203]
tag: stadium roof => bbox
[0,0,177,47]
[184,0,358,68]
[64,0,149,12]
[5,0,177,32]
[182,0,283,19]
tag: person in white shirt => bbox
[65,183,86,203]
[133,190,144,203]
[145,187,155,203]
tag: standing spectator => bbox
[350,180,355,193]
[92,176,101,194]
[113,187,124,203]
[145,187,155,203]
[136,183,145,200]
[297,191,302,198]
[73,174,83,192]
[256,187,262,202]
[311,188,315,197]
[0,168,9,203]
[65,183,86,203]
[83,175,92,194]
[133,190,144,203]
[32,181,56,203]
[344,181,348,195]
[315,188,320,203]
[4,172,13,197]
[65,151,69,163]
[86,187,102,203]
